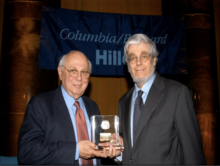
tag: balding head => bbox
[57,51,91,100]
[59,51,92,73]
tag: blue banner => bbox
[39,6,187,75]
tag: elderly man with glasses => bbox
[113,34,206,165]
[18,51,107,165]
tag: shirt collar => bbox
[133,73,156,99]
[61,85,83,109]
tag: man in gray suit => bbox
[117,34,206,164]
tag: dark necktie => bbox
[133,90,144,141]
[74,101,93,165]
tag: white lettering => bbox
[68,32,75,40]
[123,34,131,44]
[118,51,121,65]
[161,34,168,44]
[83,34,98,42]
[96,50,126,66]
[151,34,168,44]
[96,50,107,65]
[109,36,116,43]
[60,28,69,40]
[108,50,112,65]
[113,51,117,65]
[98,32,105,42]
[60,29,168,45]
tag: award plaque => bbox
[91,115,122,149]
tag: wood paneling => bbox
[61,0,162,15]
[213,0,220,108]
[0,0,5,69]
[161,0,218,164]
[197,113,217,164]
[85,76,131,115]
[213,0,220,163]
[0,0,60,156]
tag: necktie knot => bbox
[74,101,80,108]
[137,90,144,110]
[138,90,143,98]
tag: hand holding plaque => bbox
[91,115,124,150]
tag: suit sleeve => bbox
[118,100,123,137]
[17,97,77,165]
[175,85,206,164]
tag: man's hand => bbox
[78,140,107,159]
[103,135,124,158]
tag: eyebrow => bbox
[128,51,149,57]
[128,53,135,57]
[69,67,89,71]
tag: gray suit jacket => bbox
[118,73,206,165]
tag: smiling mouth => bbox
[74,84,82,88]
[136,69,145,72]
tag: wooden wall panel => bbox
[0,0,60,156]
[0,0,5,70]
[213,0,220,163]
[61,0,162,15]
[213,0,220,108]
[60,0,162,115]
[86,77,131,115]
[97,77,117,115]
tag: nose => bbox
[75,72,82,81]
[136,56,141,65]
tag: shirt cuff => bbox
[115,151,123,161]
[75,142,79,160]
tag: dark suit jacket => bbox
[118,73,206,165]
[18,86,101,165]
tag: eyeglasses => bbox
[62,66,90,79]
[127,54,151,64]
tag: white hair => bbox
[124,34,159,62]
[125,34,158,86]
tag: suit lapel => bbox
[82,96,97,120]
[123,88,134,152]
[53,86,76,141]
[133,74,165,144]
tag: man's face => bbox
[58,51,90,100]
[127,42,156,88]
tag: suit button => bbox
[130,159,134,163]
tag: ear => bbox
[153,57,157,67]
[58,66,63,81]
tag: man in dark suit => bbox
[117,34,206,164]
[18,51,107,165]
